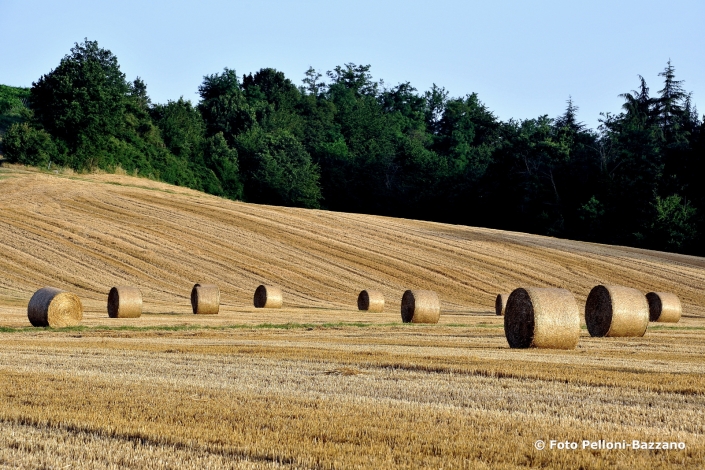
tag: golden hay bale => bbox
[504,287,580,349]
[27,287,83,328]
[646,292,681,323]
[585,285,649,337]
[190,283,220,315]
[358,289,384,312]
[401,290,440,323]
[253,285,283,308]
[495,293,511,316]
[107,286,142,318]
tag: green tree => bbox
[657,60,688,141]
[577,196,605,241]
[648,194,697,252]
[595,75,664,246]
[0,85,32,155]
[326,64,379,96]
[129,77,151,109]
[22,39,201,188]
[379,82,427,134]
[430,93,501,225]
[242,68,303,136]
[235,128,321,208]
[30,39,130,168]
[151,98,205,161]
[424,84,449,135]
[618,76,656,127]
[203,132,243,199]
[297,87,348,210]
[2,122,57,166]
[198,68,260,140]
[301,67,325,96]
[323,67,397,213]
[0,85,31,131]
[655,62,699,201]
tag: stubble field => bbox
[0,165,703,468]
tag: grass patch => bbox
[0,321,499,334]
[0,322,376,334]
[647,325,705,331]
[449,322,502,328]
[0,326,42,333]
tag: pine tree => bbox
[554,97,584,132]
[657,60,688,141]
[618,76,655,127]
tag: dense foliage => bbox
[0,84,31,138]
[1,40,703,254]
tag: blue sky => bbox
[1,0,702,129]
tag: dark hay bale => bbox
[504,287,580,349]
[401,290,440,323]
[646,292,681,323]
[27,286,83,328]
[253,285,283,308]
[358,290,384,312]
[585,285,648,337]
[191,283,220,315]
[107,286,142,318]
[495,293,511,316]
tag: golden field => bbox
[0,165,703,468]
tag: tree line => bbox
[1,39,703,255]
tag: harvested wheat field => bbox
[0,165,704,469]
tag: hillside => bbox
[1,164,704,319]
[1,164,704,469]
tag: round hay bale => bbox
[495,293,511,316]
[401,290,440,323]
[585,285,649,337]
[107,286,142,318]
[253,285,283,309]
[646,292,681,323]
[190,283,220,315]
[27,287,83,328]
[358,289,384,312]
[504,288,580,349]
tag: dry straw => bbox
[401,290,440,323]
[107,286,142,318]
[358,289,384,312]
[585,285,649,337]
[253,285,283,308]
[503,287,580,349]
[646,292,681,323]
[495,293,511,316]
[191,283,220,315]
[27,286,83,328]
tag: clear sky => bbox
[1,0,702,130]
